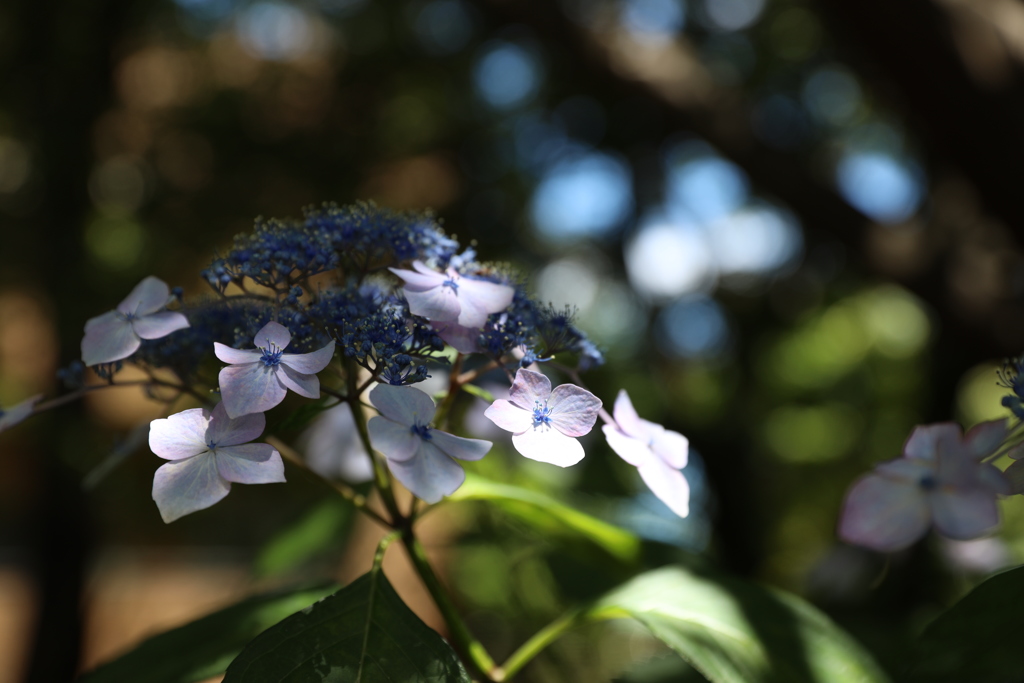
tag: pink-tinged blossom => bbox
[838,420,1011,552]
[367,383,491,503]
[0,394,43,433]
[484,368,602,467]
[301,402,374,484]
[150,402,284,523]
[602,390,690,518]
[389,261,515,329]
[214,321,335,419]
[81,276,189,366]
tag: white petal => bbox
[206,402,265,447]
[837,473,930,552]
[874,457,934,482]
[483,400,533,434]
[433,321,482,354]
[152,454,230,523]
[277,365,320,399]
[508,368,551,411]
[149,408,210,460]
[368,384,436,426]
[387,441,465,503]
[964,419,1008,460]
[430,430,491,461]
[302,403,374,483]
[0,395,42,433]
[214,343,263,365]
[930,488,1000,540]
[455,278,515,328]
[81,311,140,365]
[404,284,461,322]
[281,340,335,374]
[368,415,420,462]
[512,427,585,467]
[389,264,445,289]
[119,276,170,317]
[254,321,292,350]
[651,428,688,469]
[132,311,190,340]
[603,424,656,468]
[215,444,285,484]
[612,390,644,438]
[219,363,288,418]
[548,383,601,437]
[903,423,962,461]
[637,458,690,518]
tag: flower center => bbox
[206,440,218,452]
[532,401,552,430]
[918,474,937,491]
[260,343,284,367]
[442,278,459,292]
[411,423,432,440]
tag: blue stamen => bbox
[411,423,432,440]
[442,278,459,292]
[532,400,552,429]
[260,343,284,367]
[919,474,937,491]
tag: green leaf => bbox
[459,383,495,403]
[908,565,1024,682]
[448,474,641,562]
[255,498,355,578]
[78,583,338,683]
[592,567,890,683]
[223,570,471,682]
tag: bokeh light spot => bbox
[620,0,686,39]
[836,151,924,223]
[85,216,146,270]
[237,2,316,62]
[803,65,862,127]
[530,152,633,240]
[656,296,729,358]
[708,205,802,276]
[703,0,765,32]
[625,219,714,299]
[414,0,476,55]
[667,153,749,225]
[473,41,542,110]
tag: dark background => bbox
[2,0,1024,680]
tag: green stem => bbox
[433,353,464,430]
[495,607,586,681]
[400,533,500,680]
[345,363,403,525]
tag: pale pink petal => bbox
[81,311,140,365]
[930,488,1000,540]
[979,463,1012,496]
[935,441,979,486]
[603,424,657,468]
[874,458,933,481]
[455,278,515,328]
[389,264,445,289]
[548,384,601,437]
[430,430,491,461]
[638,458,690,518]
[904,423,962,461]
[303,403,374,483]
[368,415,420,462]
[277,365,320,399]
[152,454,230,523]
[1008,442,1024,460]
[404,285,461,322]
[651,428,688,469]
[206,402,265,447]
[368,384,436,426]
[281,340,335,374]
[508,368,552,410]
[119,276,170,317]
[215,444,285,484]
[387,441,465,503]
[254,321,292,350]
[1003,459,1024,494]
[219,364,288,418]
[149,408,210,460]
[214,343,263,365]
[433,321,482,354]
[964,419,1008,460]
[414,261,440,276]
[512,427,585,467]
[837,473,930,552]
[612,390,644,438]
[483,400,533,433]
[132,311,190,340]
[0,395,43,433]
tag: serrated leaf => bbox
[449,474,640,562]
[255,498,355,578]
[908,565,1024,682]
[78,583,338,683]
[223,570,471,683]
[592,567,890,683]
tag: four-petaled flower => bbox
[838,420,1011,552]
[81,276,190,366]
[149,402,285,523]
[0,394,43,434]
[389,261,515,329]
[368,383,491,503]
[603,390,690,518]
[214,321,336,418]
[484,368,602,467]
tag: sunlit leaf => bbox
[459,383,495,403]
[78,583,338,683]
[449,474,640,562]
[908,565,1024,682]
[592,567,890,683]
[254,498,355,578]
[223,570,471,682]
